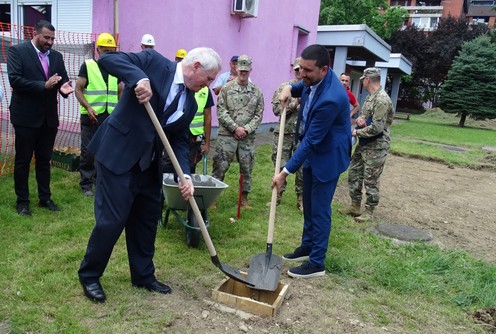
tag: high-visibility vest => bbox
[190,86,209,135]
[80,59,118,115]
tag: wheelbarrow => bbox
[162,154,228,247]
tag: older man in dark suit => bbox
[273,44,351,278]
[7,20,74,216]
[78,47,221,303]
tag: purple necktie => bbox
[39,52,49,79]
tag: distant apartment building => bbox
[389,0,495,29]
[467,0,496,27]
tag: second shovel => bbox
[246,107,287,291]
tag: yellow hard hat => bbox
[175,48,187,59]
[96,33,117,48]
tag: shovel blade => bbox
[247,253,283,291]
[211,255,254,287]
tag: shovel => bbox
[246,107,286,291]
[144,101,254,287]
[236,174,243,220]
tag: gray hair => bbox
[183,47,222,73]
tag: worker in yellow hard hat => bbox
[75,32,122,197]
[175,48,187,62]
[96,32,117,51]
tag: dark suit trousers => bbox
[301,166,339,267]
[13,124,57,204]
[78,160,162,285]
[79,113,109,191]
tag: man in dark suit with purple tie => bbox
[273,44,351,278]
[7,20,74,216]
[78,47,221,303]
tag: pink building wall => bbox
[92,0,321,127]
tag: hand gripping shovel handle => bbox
[144,102,253,286]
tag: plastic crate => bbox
[51,149,80,172]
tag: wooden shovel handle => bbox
[144,102,217,257]
[268,106,287,244]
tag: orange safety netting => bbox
[0,22,116,175]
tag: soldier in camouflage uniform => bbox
[269,57,303,211]
[211,55,264,208]
[341,67,393,222]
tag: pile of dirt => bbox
[472,308,496,332]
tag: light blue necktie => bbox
[302,87,313,131]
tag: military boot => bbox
[296,193,303,212]
[241,192,252,209]
[354,207,374,223]
[338,202,361,217]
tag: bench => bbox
[394,112,410,120]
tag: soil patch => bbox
[124,153,496,333]
[335,154,496,264]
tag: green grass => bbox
[391,109,496,169]
[0,111,495,332]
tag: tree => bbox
[439,35,496,127]
[319,0,408,39]
[388,17,489,109]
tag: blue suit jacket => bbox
[285,70,351,182]
[88,49,197,175]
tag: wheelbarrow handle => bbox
[144,102,218,258]
[202,151,208,175]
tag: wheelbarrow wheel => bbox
[186,209,201,248]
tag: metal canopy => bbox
[317,24,391,62]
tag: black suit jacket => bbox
[7,41,70,128]
[88,49,197,175]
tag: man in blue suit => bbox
[273,44,351,278]
[78,47,221,302]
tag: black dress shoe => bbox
[135,280,172,294]
[16,204,32,216]
[81,281,106,303]
[38,199,60,211]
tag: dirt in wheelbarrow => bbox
[144,154,496,333]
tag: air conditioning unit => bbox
[233,0,259,18]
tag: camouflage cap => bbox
[360,67,381,80]
[237,55,252,71]
[293,57,301,70]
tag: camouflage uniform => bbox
[349,86,393,210]
[212,79,264,193]
[271,79,303,194]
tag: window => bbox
[472,17,489,25]
[0,4,10,31]
[471,0,496,5]
[22,5,51,28]
[292,25,309,68]
[4,1,53,28]
[390,0,411,6]
[412,16,439,30]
